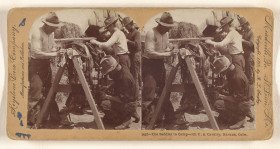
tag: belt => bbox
[117,52,129,56]
[30,58,50,63]
[230,52,244,55]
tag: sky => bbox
[143,9,241,34]
[29,8,243,39]
[29,9,127,39]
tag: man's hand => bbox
[171,48,179,55]
[215,85,224,91]
[205,39,213,44]
[179,48,192,58]
[99,91,109,100]
[127,39,134,44]
[57,48,66,55]
[90,39,99,45]
[165,47,179,56]
[242,39,250,45]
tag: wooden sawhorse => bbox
[35,56,105,129]
[146,56,219,130]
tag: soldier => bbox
[122,17,142,100]
[206,16,245,71]
[238,17,255,84]
[28,12,65,127]
[212,56,252,129]
[90,17,131,69]
[99,55,140,129]
[142,12,178,128]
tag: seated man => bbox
[99,55,139,129]
[212,55,252,129]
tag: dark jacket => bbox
[241,29,254,53]
[226,65,250,101]
[126,29,141,53]
[109,66,136,103]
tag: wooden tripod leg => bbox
[36,64,66,126]
[146,64,179,130]
[72,57,105,130]
[185,57,219,130]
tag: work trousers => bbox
[142,58,175,124]
[129,52,142,100]
[244,51,254,84]
[116,53,131,69]
[28,58,60,126]
[214,97,251,126]
[231,54,245,71]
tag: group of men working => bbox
[140,12,255,129]
[28,10,255,130]
[206,15,255,129]
[28,12,142,129]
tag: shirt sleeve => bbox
[210,31,234,47]
[99,31,119,48]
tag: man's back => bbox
[227,65,250,99]
[111,66,136,102]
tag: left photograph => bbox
[27,9,141,130]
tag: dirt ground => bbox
[171,100,255,130]
[53,93,141,130]
[155,64,256,130]
[48,60,255,130]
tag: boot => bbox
[246,111,254,122]
[115,118,132,130]
[229,118,245,130]
[132,112,140,123]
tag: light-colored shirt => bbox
[143,27,169,59]
[99,28,129,55]
[209,27,243,55]
[30,27,56,59]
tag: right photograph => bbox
[141,9,255,130]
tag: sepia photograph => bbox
[141,9,255,130]
[6,7,273,140]
[27,9,141,130]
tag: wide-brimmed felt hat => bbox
[42,12,63,27]
[155,12,176,27]
[122,17,134,27]
[98,26,109,35]
[202,25,219,37]
[238,17,249,26]
[104,17,118,29]
[218,16,234,30]
[212,55,231,74]
[100,55,118,75]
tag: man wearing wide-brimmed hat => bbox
[211,55,251,129]
[142,12,178,129]
[238,17,254,84]
[28,12,65,127]
[237,17,255,122]
[206,16,245,71]
[122,17,142,101]
[98,55,139,129]
[90,16,130,69]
